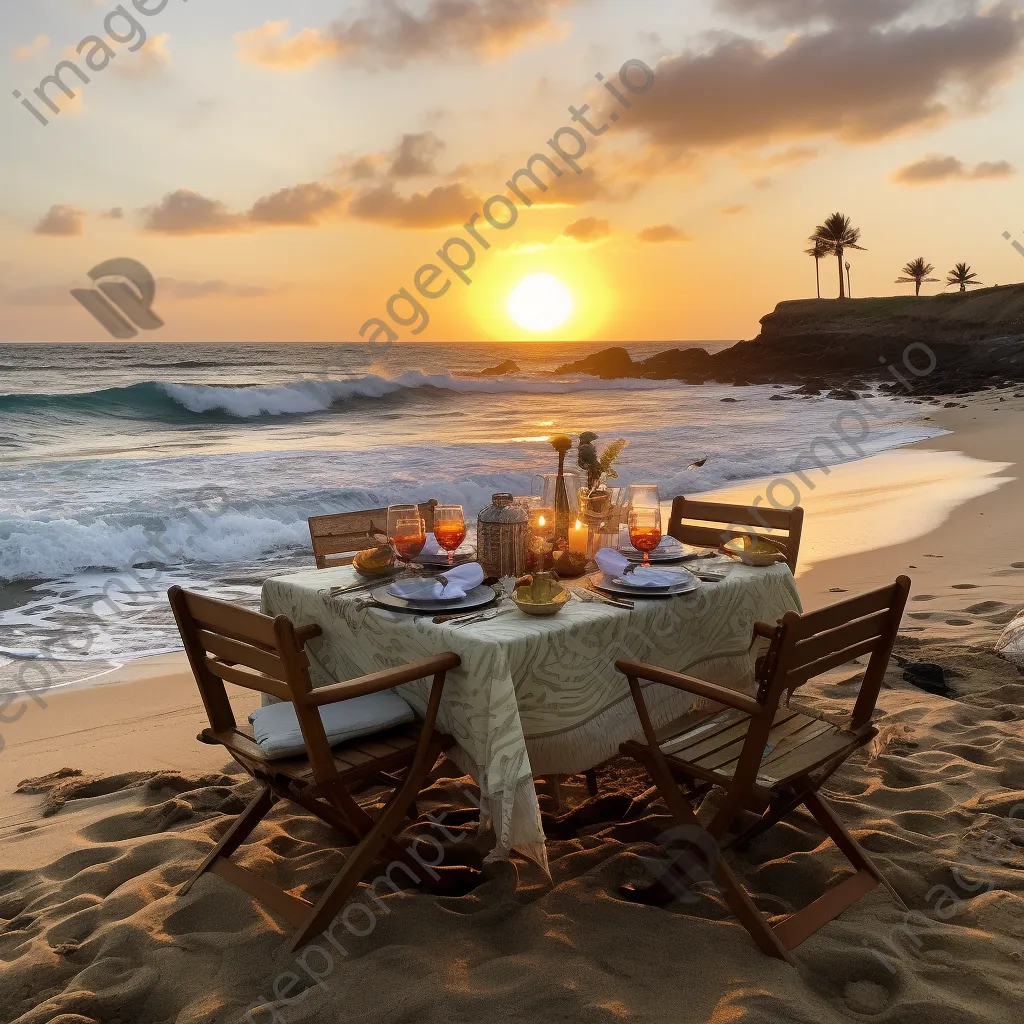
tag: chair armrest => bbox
[752,620,777,641]
[616,659,762,716]
[294,624,323,647]
[303,653,461,705]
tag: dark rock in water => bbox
[794,381,825,395]
[828,388,860,401]
[769,394,794,401]
[553,347,634,379]
[903,661,955,697]
[479,359,520,376]
[721,397,739,403]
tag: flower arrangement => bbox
[577,432,630,492]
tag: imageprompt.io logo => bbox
[71,258,164,339]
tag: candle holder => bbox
[550,550,589,578]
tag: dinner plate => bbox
[370,583,497,614]
[593,572,700,598]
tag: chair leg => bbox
[289,741,445,951]
[630,749,795,965]
[803,791,908,911]
[584,769,599,797]
[180,784,274,896]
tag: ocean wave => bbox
[0,372,678,421]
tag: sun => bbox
[507,273,574,332]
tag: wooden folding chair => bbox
[668,496,804,573]
[168,585,460,951]
[309,500,438,568]
[616,576,911,964]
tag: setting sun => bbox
[507,274,574,332]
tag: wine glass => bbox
[627,484,660,509]
[387,506,426,568]
[433,505,467,566]
[628,506,663,567]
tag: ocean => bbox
[0,340,944,683]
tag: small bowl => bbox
[512,589,571,617]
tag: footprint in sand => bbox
[912,595,938,602]
[951,584,980,590]
[945,619,973,626]
[1012,562,1024,569]
[908,613,933,620]
[964,601,1009,615]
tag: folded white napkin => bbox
[596,548,691,588]
[388,562,485,601]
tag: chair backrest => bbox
[167,586,339,783]
[308,500,438,569]
[757,576,911,729]
[667,496,804,573]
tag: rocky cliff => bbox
[555,285,1024,394]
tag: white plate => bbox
[371,583,497,614]
[594,572,700,598]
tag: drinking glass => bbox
[433,505,467,566]
[387,506,426,567]
[628,506,663,567]
[627,484,660,509]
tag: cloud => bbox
[637,224,690,243]
[562,217,611,242]
[632,6,1024,152]
[157,278,283,300]
[12,34,49,61]
[718,0,928,28]
[892,153,1016,183]
[34,205,85,236]
[113,33,171,78]
[720,204,748,215]
[143,191,246,234]
[540,167,642,206]
[389,132,446,177]
[144,184,347,234]
[248,183,348,225]
[328,0,582,65]
[348,181,481,228]
[235,21,340,68]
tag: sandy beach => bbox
[2,394,1022,1023]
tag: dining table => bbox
[260,560,802,873]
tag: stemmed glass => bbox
[387,505,426,569]
[628,506,663,567]
[627,484,660,509]
[433,505,467,567]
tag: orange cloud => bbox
[12,34,49,61]
[348,182,481,229]
[892,154,1016,184]
[562,217,611,242]
[34,205,85,236]
[637,224,690,243]
[235,21,340,68]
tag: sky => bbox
[3,0,1024,344]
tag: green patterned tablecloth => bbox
[261,563,802,870]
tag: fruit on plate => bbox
[353,546,396,577]
[722,536,787,567]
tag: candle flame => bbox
[538,515,546,527]
[575,520,583,530]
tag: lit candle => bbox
[569,518,589,556]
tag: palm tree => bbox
[896,258,939,297]
[945,263,983,293]
[810,213,865,298]
[804,238,830,298]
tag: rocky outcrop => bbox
[553,285,1024,393]
[477,359,521,376]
